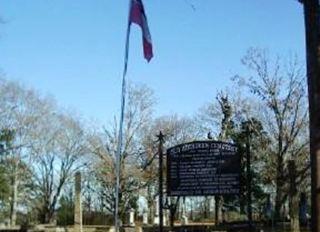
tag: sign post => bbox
[157,131,165,232]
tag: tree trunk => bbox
[299,193,308,227]
[39,207,54,224]
[289,160,300,232]
[47,211,55,224]
[147,198,154,224]
[302,1,320,231]
[169,207,174,229]
[290,199,300,232]
[215,196,223,225]
[275,156,285,221]
[204,197,209,219]
[9,162,18,227]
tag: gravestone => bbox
[181,200,188,225]
[153,216,159,225]
[74,171,82,232]
[163,211,168,226]
[129,209,135,226]
[181,215,188,225]
[143,212,148,225]
[154,197,159,225]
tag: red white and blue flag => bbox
[129,0,153,62]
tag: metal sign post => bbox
[157,131,165,232]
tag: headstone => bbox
[143,212,148,225]
[55,227,67,232]
[4,219,9,227]
[129,209,135,226]
[181,215,188,225]
[155,196,159,214]
[154,196,159,225]
[163,214,167,226]
[52,218,57,226]
[181,198,188,225]
[210,197,215,217]
[74,172,82,232]
[153,215,159,225]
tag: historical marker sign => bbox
[167,141,240,196]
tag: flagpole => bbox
[115,1,132,231]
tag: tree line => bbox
[0,48,309,232]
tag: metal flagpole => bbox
[115,1,132,231]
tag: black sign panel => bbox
[167,141,240,196]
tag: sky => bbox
[0,0,306,125]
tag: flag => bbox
[115,2,153,231]
[129,0,153,62]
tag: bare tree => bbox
[88,84,155,221]
[0,77,56,226]
[234,48,309,229]
[140,114,198,226]
[31,112,87,223]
